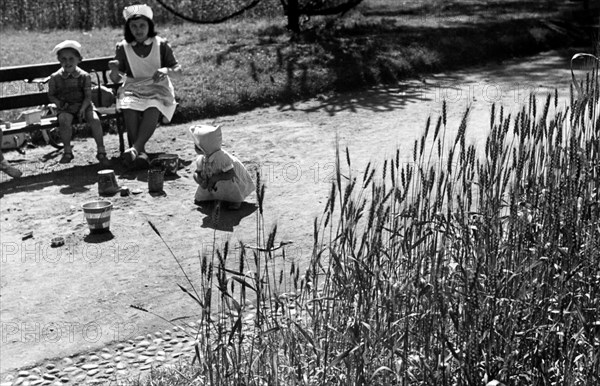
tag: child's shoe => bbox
[59,152,74,164]
[0,159,22,178]
[96,153,111,168]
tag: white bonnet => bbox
[123,4,153,21]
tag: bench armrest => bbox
[28,76,51,84]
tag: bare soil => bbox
[0,50,575,374]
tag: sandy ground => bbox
[0,50,576,374]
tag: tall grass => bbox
[135,58,599,385]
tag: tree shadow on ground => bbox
[0,157,110,197]
[245,0,592,117]
[182,1,594,124]
[267,17,575,114]
[284,83,431,116]
[0,150,194,197]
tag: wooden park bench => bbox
[0,56,127,153]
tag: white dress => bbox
[194,150,256,203]
[116,36,177,122]
[189,125,255,203]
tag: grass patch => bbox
[1,0,592,124]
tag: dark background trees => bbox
[0,0,365,32]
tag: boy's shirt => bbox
[48,67,92,105]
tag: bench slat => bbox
[0,57,113,82]
[1,93,50,110]
[1,110,120,135]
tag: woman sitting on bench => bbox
[109,4,182,168]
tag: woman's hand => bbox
[153,68,168,83]
[78,108,86,122]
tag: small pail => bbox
[148,168,165,192]
[98,169,119,196]
[82,200,113,233]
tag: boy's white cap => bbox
[123,4,153,21]
[52,40,82,56]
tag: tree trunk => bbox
[287,0,300,33]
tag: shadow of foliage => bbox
[171,1,594,124]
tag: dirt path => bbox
[0,50,576,377]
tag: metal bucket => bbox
[82,200,113,233]
[97,169,119,196]
[148,168,165,193]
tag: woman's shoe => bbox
[123,147,138,162]
[59,152,74,164]
[96,153,111,168]
[122,147,138,168]
[138,152,149,164]
[132,152,150,169]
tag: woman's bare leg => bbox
[86,110,106,154]
[132,107,160,154]
[122,109,140,149]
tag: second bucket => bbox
[148,168,165,193]
[98,169,120,196]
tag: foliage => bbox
[0,0,364,31]
[0,0,282,30]
[151,0,279,25]
[149,0,365,32]
[133,58,600,385]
